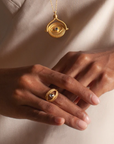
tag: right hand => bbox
[0,64,99,130]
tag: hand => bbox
[53,49,114,110]
[0,64,99,130]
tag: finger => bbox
[77,78,104,110]
[52,52,75,72]
[75,63,102,110]
[63,64,86,78]
[49,85,79,103]
[21,106,65,125]
[52,53,78,94]
[62,90,79,102]
[62,64,102,108]
[61,64,101,105]
[78,69,114,110]
[62,52,91,77]
[22,95,88,130]
[77,62,103,87]
[39,69,100,105]
[75,65,102,108]
[53,63,90,101]
[77,100,90,110]
[52,53,89,101]
[77,72,101,110]
[29,83,91,124]
[52,58,66,72]
[90,71,113,97]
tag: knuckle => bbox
[19,75,27,83]
[76,109,86,119]
[67,115,76,127]
[66,52,74,58]
[77,53,90,65]
[61,75,74,88]
[101,71,110,82]
[13,89,25,103]
[14,89,22,96]
[91,62,102,71]
[45,114,52,123]
[45,104,55,114]
[31,64,43,73]
[19,75,30,86]
[29,110,39,120]
[79,53,87,60]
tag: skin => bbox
[52,48,114,110]
[0,64,100,130]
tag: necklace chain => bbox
[49,0,58,14]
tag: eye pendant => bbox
[46,13,69,38]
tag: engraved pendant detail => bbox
[46,13,69,38]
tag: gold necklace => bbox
[46,0,69,38]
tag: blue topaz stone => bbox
[55,27,58,31]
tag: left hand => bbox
[52,48,114,110]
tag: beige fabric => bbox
[0,0,114,144]
[1,0,25,14]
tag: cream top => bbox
[0,0,114,144]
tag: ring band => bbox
[45,89,58,102]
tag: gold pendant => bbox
[46,13,69,38]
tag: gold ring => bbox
[45,89,58,102]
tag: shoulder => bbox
[1,0,25,14]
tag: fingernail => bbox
[90,94,100,105]
[55,117,65,125]
[83,115,91,124]
[77,120,87,130]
